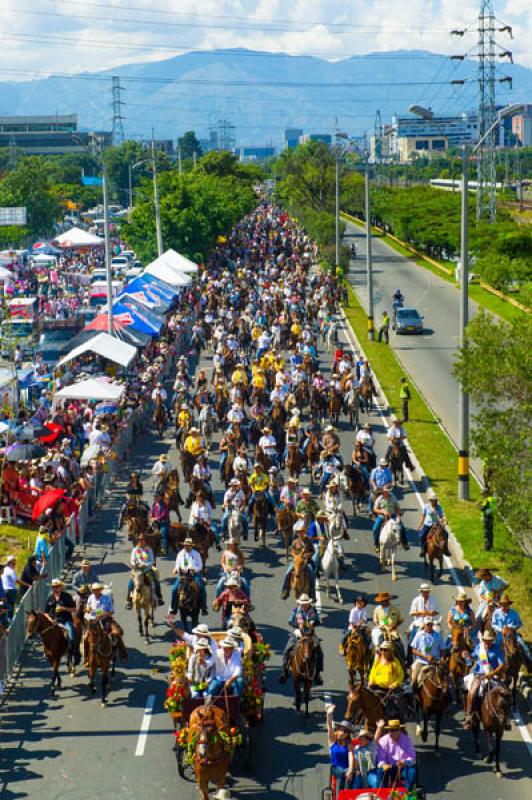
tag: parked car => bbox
[395,307,424,334]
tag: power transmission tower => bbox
[374,110,382,165]
[451,2,512,222]
[111,76,126,144]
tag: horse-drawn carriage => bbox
[321,747,427,800]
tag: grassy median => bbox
[0,522,36,574]
[344,283,532,637]
[342,212,527,324]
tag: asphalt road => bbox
[343,218,481,465]
[1,320,530,800]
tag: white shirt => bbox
[151,461,168,477]
[152,388,168,401]
[223,488,245,509]
[2,565,17,591]
[228,407,245,423]
[349,606,368,626]
[181,630,218,656]
[189,501,213,525]
[259,434,277,455]
[356,429,375,448]
[409,594,439,620]
[213,649,242,681]
[233,455,248,473]
[175,548,203,574]
[387,425,406,440]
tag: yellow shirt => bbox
[231,369,248,386]
[291,323,301,337]
[185,434,204,455]
[368,656,404,688]
[273,357,285,371]
[252,374,266,389]
[251,327,261,341]
[373,605,403,631]
[249,472,269,492]
[178,410,191,427]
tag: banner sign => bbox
[0,207,27,226]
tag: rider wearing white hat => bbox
[410,615,446,688]
[408,582,440,646]
[279,593,323,685]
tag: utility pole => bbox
[193,149,197,168]
[458,147,470,499]
[101,155,114,337]
[128,163,133,210]
[151,131,163,257]
[178,146,183,175]
[111,76,126,144]
[365,165,374,340]
[334,125,340,273]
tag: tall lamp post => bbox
[458,103,522,499]
[151,131,164,257]
[365,164,374,340]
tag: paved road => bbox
[1,321,530,800]
[344,218,481,467]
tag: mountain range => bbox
[1,48,531,146]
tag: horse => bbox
[294,380,309,411]
[344,463,365,516]
[163,470,184,522]
[290,551,313,600]
[252,490,269,545]
[389,439,404,486]
[131,568,155,642]
[379,518,401,582]
[304,432,321,482]
[180,449,196,484]
[321,536,344,604]
[254,445,271,472]
[344,630,370,685]
[227,508,245,545]
[291,633,318,717]
[449,624,473,704]
[26,610,75,695]
[310,386,326,423]
[327,508,347,541]
[286,442,303,479]
[276,505,295,559]
[187,703,232,800]
[198,405,215,449]
[84,618,116,705]
[424,523,446,583]
[502,627,524,709]
[176,571,201,633]
[153,396,167,437]
[346,683,395,732]
[414,661,451,753]
[221,446,236,487]
[358,375,374,414]
[124,499,149,541]
[214,386,228,423]
[344,386,360,430]
[328,386,342,426]
[472,682,512,777]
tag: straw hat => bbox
[91,582,104,590]
[499,594,513,605]
[221,638,236,648]
[192,623,210,636]
[160,454,169,462]
[482,631,496,642]
[297,594,313,605]
[379,641,393,650]
[419,583,431,592]
[51,578,64,587]
[375,591,392,603]
[454,590,471,602]
[386,719,404,731]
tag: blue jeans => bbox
[5,588,16,620]
[372,515,385,547]
[207,677,243,697]
[221,509,249,538]
[331,766,352,792]
[63,620,76,647]
[154,521,169,553]
[353,770,379,789]
[171,574,206,611]
[319,472,334,494]
[215,573,251,598]
[375,765,416,791]
[359,464,370,490]
[419,524,448,550]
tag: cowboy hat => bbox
[379,641,393,650]
[423,615,435,624]
[427,488,438,500]
[375,591,392,603]
[230,478,240,486]
[91,582,104,590]
[386,719,404,730]
[379,458,388,466]
[454,590,471,602]
[192,623,210,636]
[51,579,64,587]
[183,537,194,545]
[160,454,169,462]
[297,594,313,605]
[293,520,306,532]
[81,559,91,567]
[226,576,240,587]
[324,425,335,433]
[301,487,311,495]
[499,594,513,605]
[482,631,496,642]
[335,719,354,732]
[194,638,211,652]
[221,638,236,648]
[358,728,372,739]
[419,583,431,591]
[189,427,199,433]
[228,627,244,640]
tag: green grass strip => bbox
[344,283,532,637]
[341,212,526,324]
[0,523,36,575]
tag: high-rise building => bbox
[372,111,479,162]
[299,133,333,146]
[284,128,303,148]
[512,105,532,147]
[0,114,112,155]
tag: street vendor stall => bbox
[52,377,125,411]
[57,332,138,370]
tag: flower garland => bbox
[164,681,189,714]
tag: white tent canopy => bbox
[53,378,125,406]
[162,249,199,273]
[143,260,192,287]
[32,253,57,263]
[54,227,103,248]
[57,332,138,369]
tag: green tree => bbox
[453,311,532,546]
[0,156,61,234]
[177,131,202,161]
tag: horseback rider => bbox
[170,537,207,616]
[324,479,349,537]
[151,453,170,492]
[281,519,316,599]
[72,559,100,613]
[248,461,274,516]
[355,422,376,470]
[44,578,80,664]
[258,425,278,468]
[215,538,251,598]
[213,575,251,626]
[447,590,475,630]
[410,616,446,689]
[318,448,343,496]
[189,489,219,547]
[183,426,206,460]
[295,486,320,519]
[150,492,170,556]
[152,381,169,413]
[126,534,164,609]
[117,472,149,529]
[372,591,404,657]
[279,476,299,509]
[84,582,127,663]
[408,583,440,647]
[175,402,193,446]
[463,630,506,730]
[472,568,509,623]
[279,594,323,685]
[417,488,451,557]
[492,595,530,661]
[385,417,414,471]
[221,478,249,541]
[372,487,408,552]
[368,640,404,692]
[341,595,370,652]
[368,457,393,515]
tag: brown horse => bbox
[187,704,233,800]
[472,682,512,777]
[345,683,387,732]
[414,662,451,752]
[163,470,184,522]
[27,610,75,695]
[291,633,318,717]
[176,571,201,633]
[389,439,404,486]
[502,627,524,708]
[253,490,269,545]
[358,375,375,413]
[449,624,474,704]
[84,618,116,705]
[310,386,326,423]
[286,442,302,479]
[169,522,214,569]
[344,630,370,684]
[276,505,295,559]
[254,445,271,472]
[328,386,342,426]
[153,396,167,437]
[290,551,313,599]
[221,446,236,487]
[294,380,309,410]
[180,448,196,483]
[124,500,149,541]
[305,432,322,482]
[214,386,228,423]
[424,523,446,582]
[345,463,365,516]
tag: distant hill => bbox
[1,48,531,146]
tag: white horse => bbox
[327,507,347,540]
[326,320,338,351]
[199,405,215,449]
[379,518,401,582]
[344,386,361,430]
[227,508,244,545]
[321,536,345,604]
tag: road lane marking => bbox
[134,694,156,756]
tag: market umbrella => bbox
[31,488,65,522]
[15,422,49,441]
[0,421,11,434]
[94,403,119,416]
[38,422,63,446]
[5,442,46,462]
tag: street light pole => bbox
[128,163,133,210]
[458,146,470,499]
[151,133,163,257]
[335,146,340,272]
[365,164,374,340]
[101,157,114,337]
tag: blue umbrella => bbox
[111,302,162,335]
[94,403,119,416]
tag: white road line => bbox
[134,694,156,757]
[512,709,532,758]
